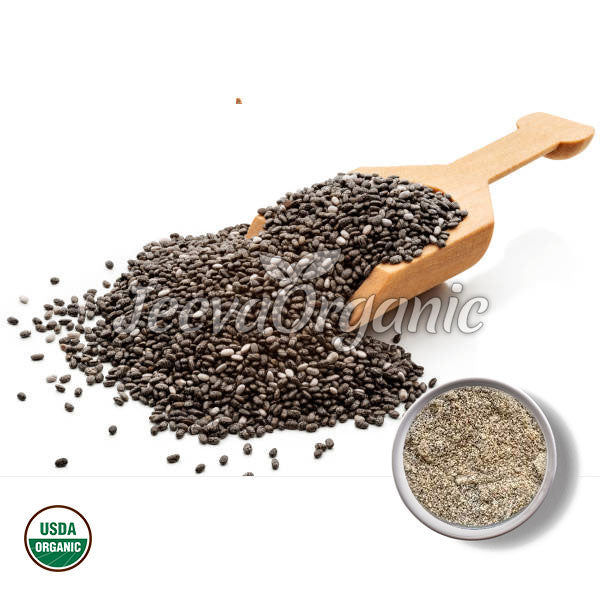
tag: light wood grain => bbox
[246,113,594,326]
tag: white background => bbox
[0,0,598,596]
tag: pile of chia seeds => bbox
[13,173,466,451]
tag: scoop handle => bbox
[451,112,594,186]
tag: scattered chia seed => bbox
[59,375,71,384]
[108,425,117,435]
[55,457,68,468]
[325,438,334,449]
[64,402,74,412]
[271,458,279,470]
[30,353,44,361]
[219,455,228,466]
[243,443,252,455]
[243,472,254,476]
[46,375,57,383]
[74,387,82,397]
[21,173,460,459]
[55,385,66,393]
[19,296,29,304]
[50,277,60,285]
[7,316,19,325]
[17,392,26,401]
[269,448,278,458]
[429,377,437,388]
[20,330,31,339]
[195,463,206,474]
[167,454,180,464]
[314,448,323,459]
[105,260,114,270]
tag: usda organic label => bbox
[24,505,92,571]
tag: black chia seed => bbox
[166,454,180,464]
[55,457,68,468]
[17,392,26,401]
[195,463,206,473]
[108,425,117,435]
[25,173,464,451]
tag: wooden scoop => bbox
[246,113,594,326]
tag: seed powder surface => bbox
[403,386,547,527]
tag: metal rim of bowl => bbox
[391,377,557,540]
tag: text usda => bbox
[24,505,92,571]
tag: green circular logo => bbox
[24,506,92,571]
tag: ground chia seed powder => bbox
[403,386,547,527]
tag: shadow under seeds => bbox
[368,228,572,346]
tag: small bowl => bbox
[391,377,557,540]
